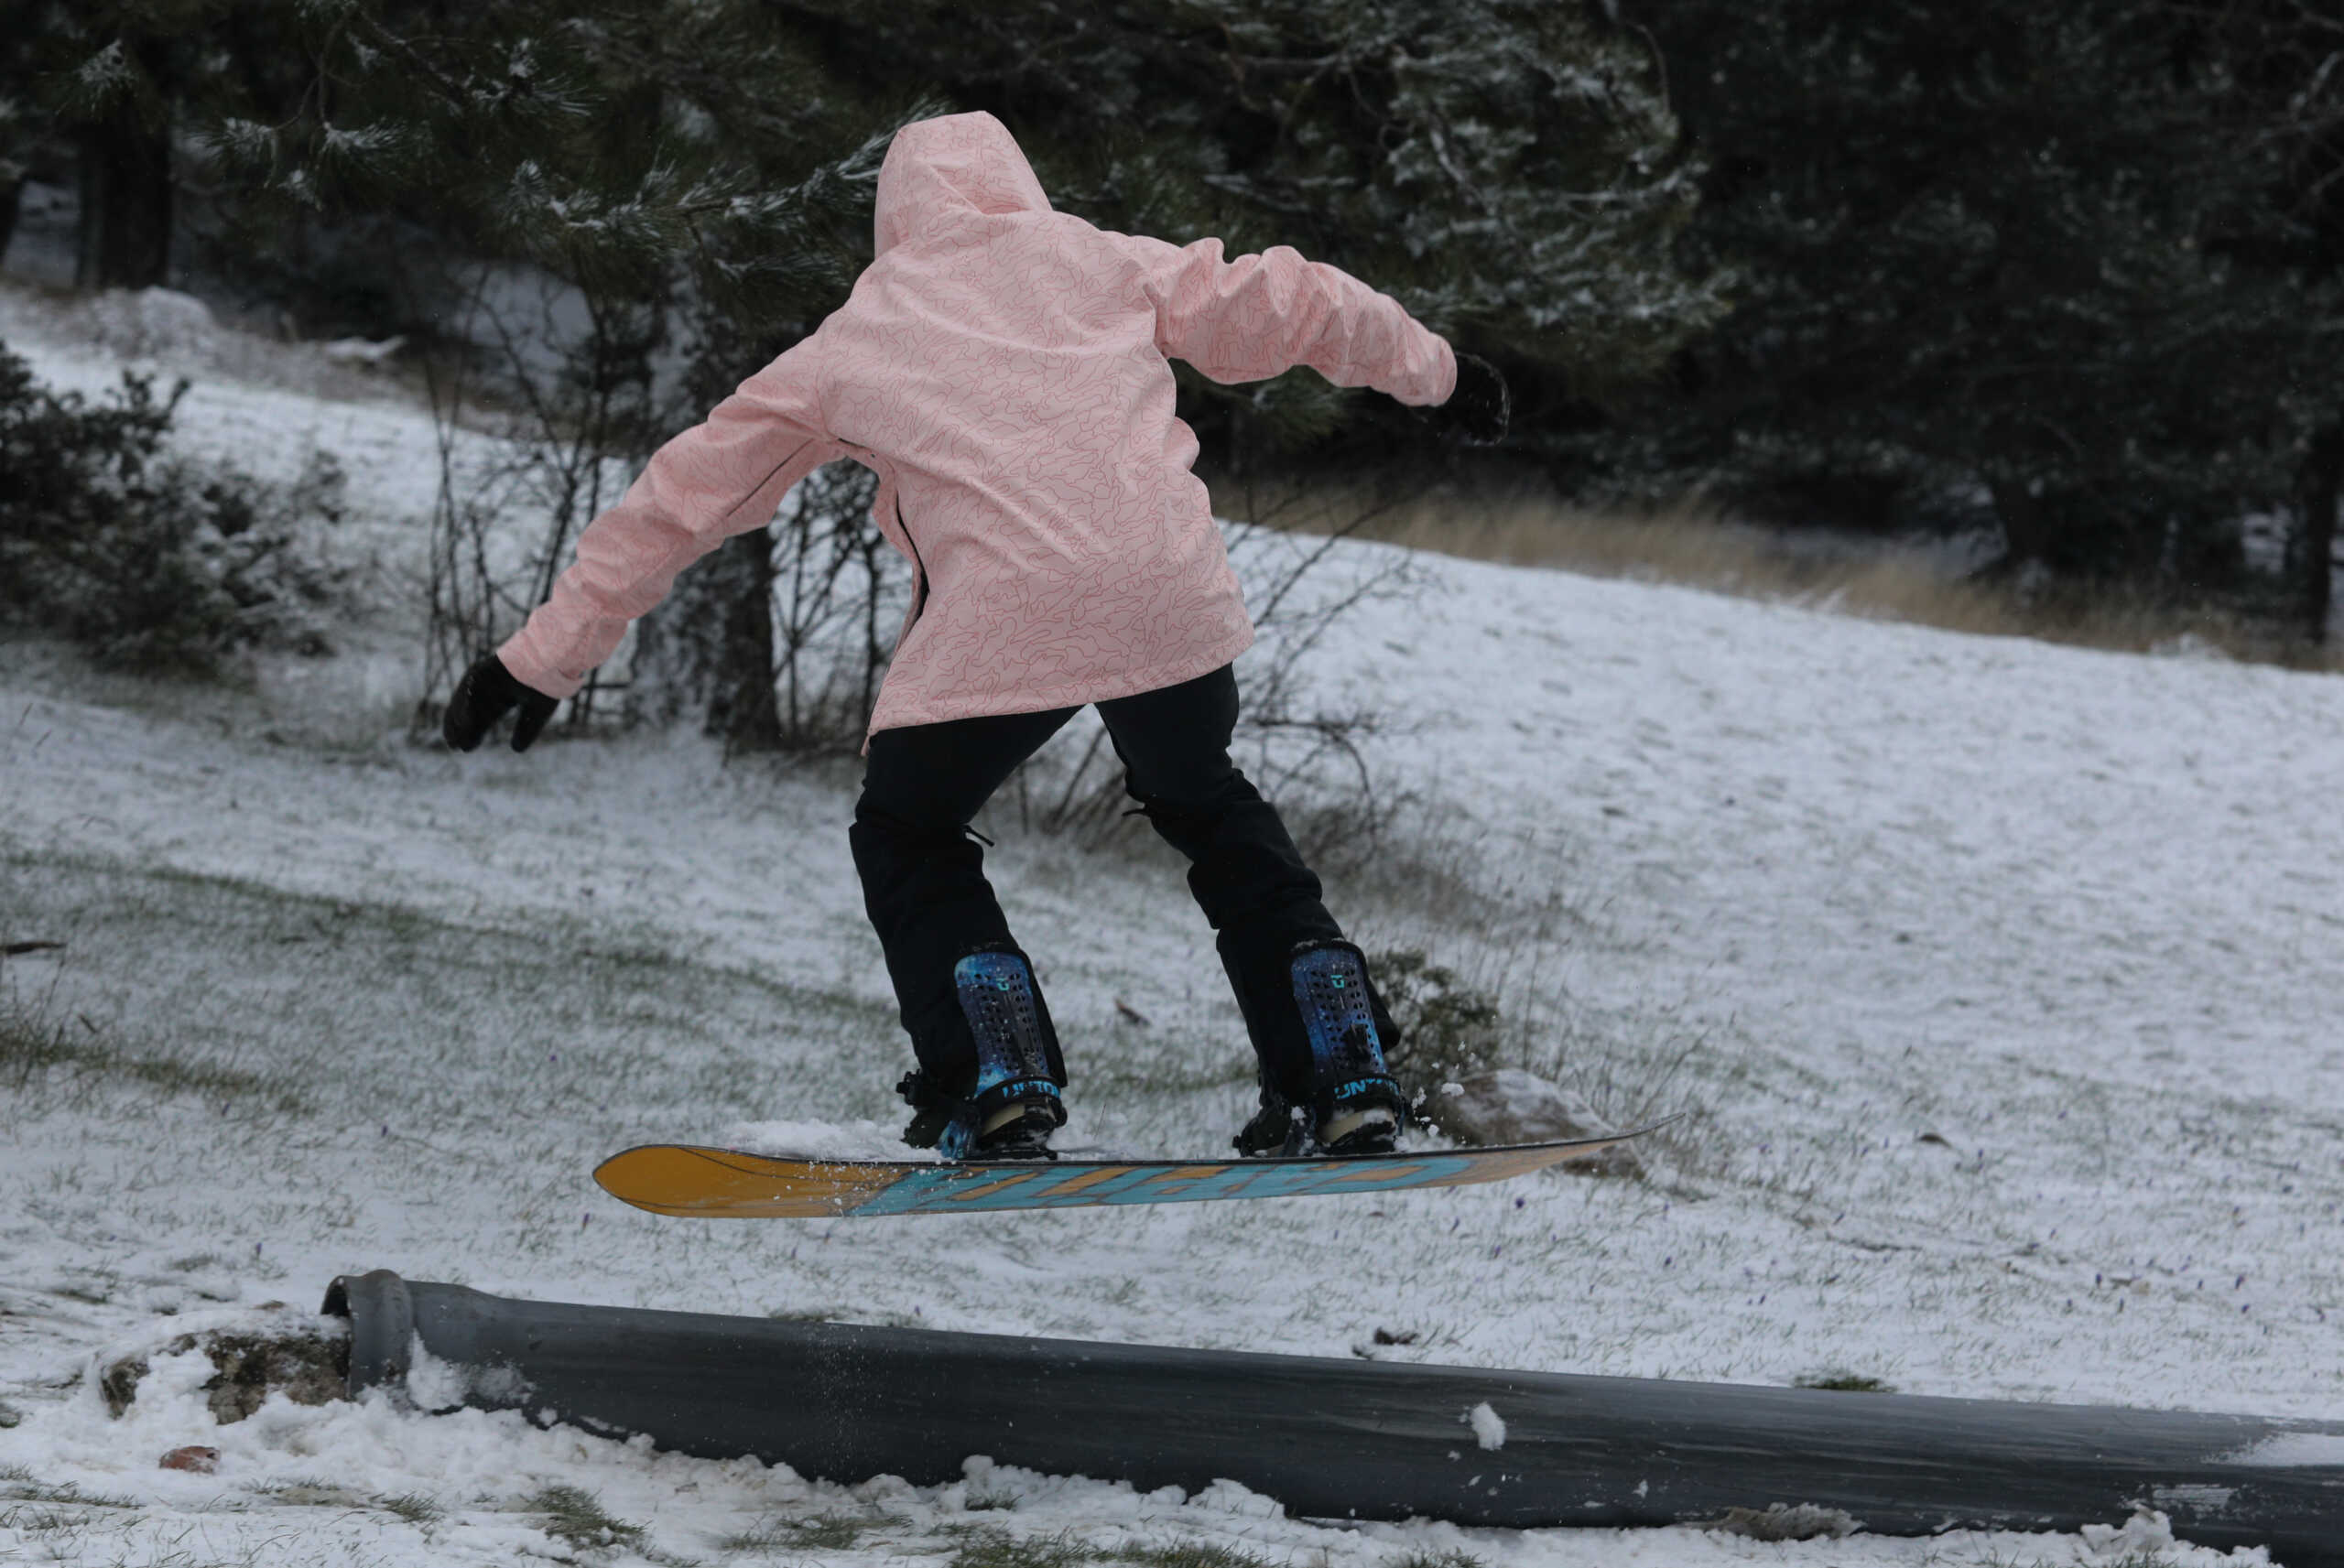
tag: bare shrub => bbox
[409,265,667,739]
[632,460,909,757]
[1368,947,1504,1110]
[525,1484,646,1553]
[1011,498,1422,851]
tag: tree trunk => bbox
[74,103,173,291]
[630,529,779,750]
[705,530,781,750]
[0,168,25,269]
[1982,476,2057,577]
[2297,422,2341,645]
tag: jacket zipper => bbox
[841,438,929,637]
[896,495,928,627]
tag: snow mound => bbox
[83,287,224,363]
[718,1117,928,1162]
[2078,1509,2185,1556]
[404,1336,534,1413]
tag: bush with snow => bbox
[1370,947,1503,1112]
[82,287,226,365]
[0,341,349,674]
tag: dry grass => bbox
[1231,481,2342,673]
[524,1483,646,1552]
[0,979,306,1116]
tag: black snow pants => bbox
[851,664,1341,1100]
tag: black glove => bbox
[1423,351,1510,445]
[443,654,559,753]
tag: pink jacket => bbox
[499,111,1457,741]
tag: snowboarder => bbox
[443,111,1508,1162]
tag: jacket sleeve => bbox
[1118,232,1456,407]
[499,334,842,698]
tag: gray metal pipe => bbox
[323,1271,2344,1561]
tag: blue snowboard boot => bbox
[1234,939,1408,1157]
[898,944,1066,1161]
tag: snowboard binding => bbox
[900,943,1066,1162]
[1234,938,1408,1158]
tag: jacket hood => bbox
[874,111,1052,256]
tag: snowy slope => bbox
[3,288,2339,1566]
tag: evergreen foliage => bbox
[1368,947,1503,1112]
[0,342,347,672]
[1605,0,2344,600]
[142,2,938,731]
[26,1,2333,652]
[192,1,913,337]
[2190,0,2344,635]
[4,0,275,287]
[769,0,1723,470]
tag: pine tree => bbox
[1611,0,2342,594]
[2193,0,2344,638]
[44,2,1723,736]
[6,0,263,289]
[172,2,923,739]
[196,2,905,338]
[768,0,1725,474]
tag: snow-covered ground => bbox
[3,287,2339,1566]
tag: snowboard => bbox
[593,1127,1658,1219]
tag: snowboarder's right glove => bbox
[1422,351,1510,446]
[442,653,559,753]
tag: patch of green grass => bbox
[119,1050,302,1110]
[1111,1543,1279,1568]
[1,989,304,1114]
[1792,1372,1895,1393]
[0,993,80,1080]
[2,843,899,1133]
[717,1511,889,1552]
[376,1491,443,1525]
[948,1526,1095,1568]
[526,1484,646,1552]
[1370,950,1504,1116]
[0,1473,142,1509]
[0,1502,102,1533]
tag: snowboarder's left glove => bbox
[443,654,559,753]
[1423,351,1509,446]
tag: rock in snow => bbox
[1429,1067,1642,1175]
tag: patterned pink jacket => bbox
[499,111,1457,741]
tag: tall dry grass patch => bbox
[1225,480,2340,673]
